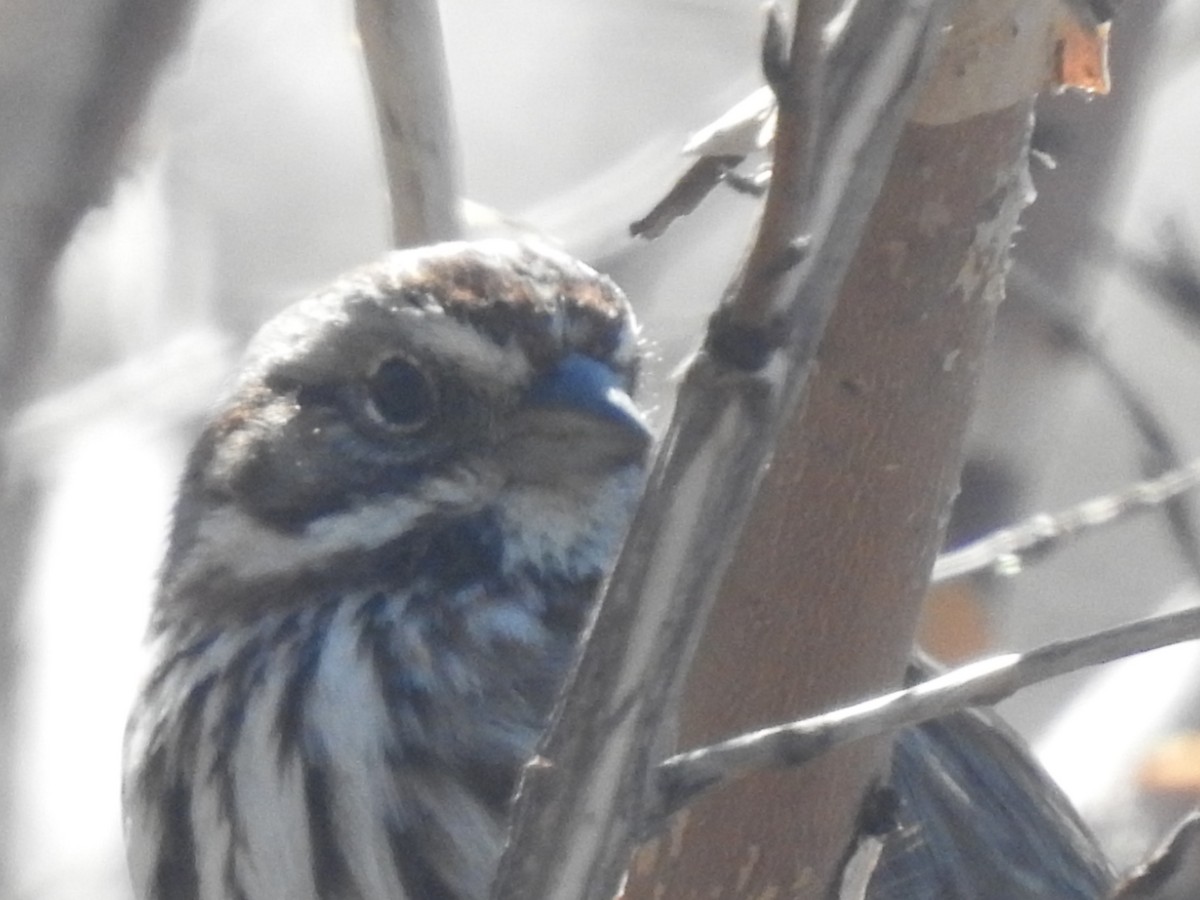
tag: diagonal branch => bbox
[933,458,1200,584]
[656,602,1200,818]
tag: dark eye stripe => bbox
[295,382,343,409]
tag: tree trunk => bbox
[622,1,1061,894]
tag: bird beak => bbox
[526,353,649,438]
[499,353,652,481]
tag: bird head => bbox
[155,241,650,631]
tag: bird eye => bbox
[363,356,436,431]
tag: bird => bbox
[123,239,651,900]
[124,238,1115,900]
[869,659,1116,899]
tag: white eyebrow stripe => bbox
[387,307,533,391]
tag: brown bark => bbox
[623,29,1044,900]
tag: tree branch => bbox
[933,458,1200,584]
[624,0,1068,893]
[354,0,462,246]
[656,602,1200,818]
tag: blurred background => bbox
[1,0,1199,896]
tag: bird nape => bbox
[123,240,1113,900]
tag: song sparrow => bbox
[123,240,650,900]
[124,240,1114,900]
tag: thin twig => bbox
[656,602,1200,818]
[1111,811,1200,899]
[354,0,461,246]
[629,155,747,240]
[630,85,776,239]
[933,458,1200,584]
[724,0,826,328]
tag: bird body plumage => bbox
[124,241,647,900]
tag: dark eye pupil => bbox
[367,357,434,428]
